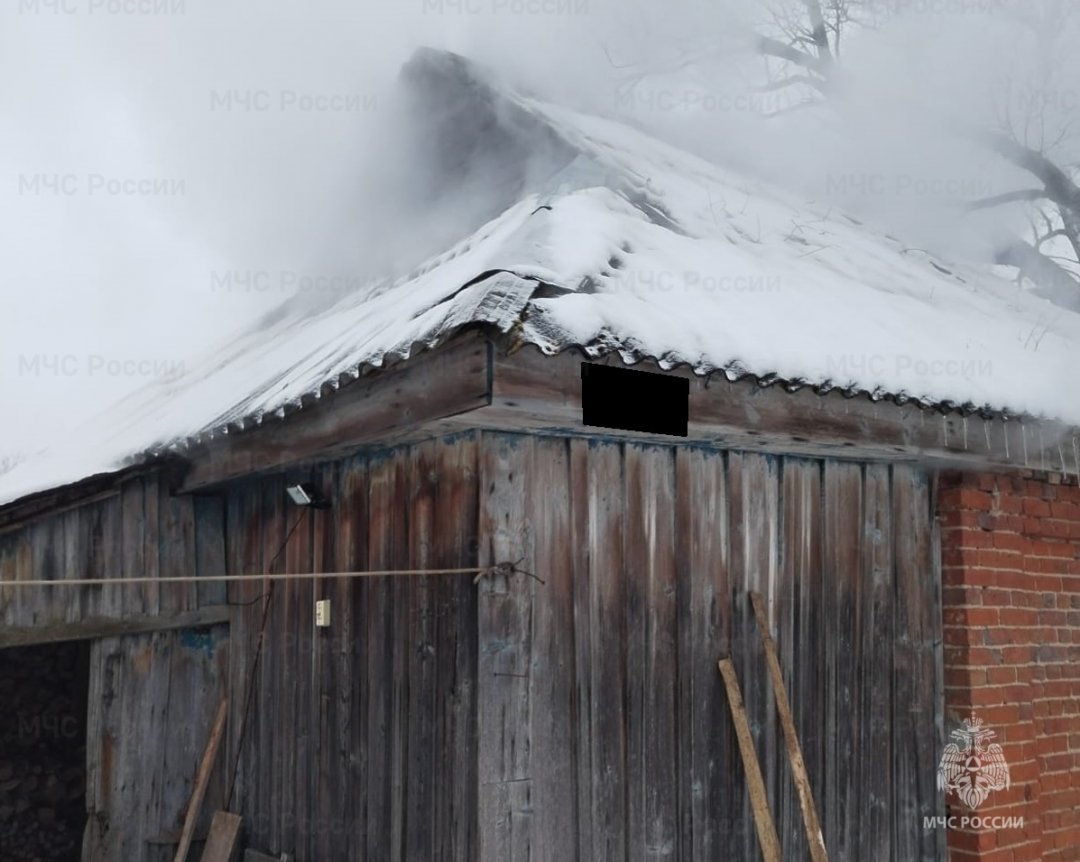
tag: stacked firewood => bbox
[0,644,86,861]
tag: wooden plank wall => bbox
[82,623,229,862]
[0,429,944,861]
[0,474,234,861]
[223,433,480,860]
[477,432,945,862]
[0,475,225,632]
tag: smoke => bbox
[1,0,1076,459]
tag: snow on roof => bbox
[2,48,1078,507]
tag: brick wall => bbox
[938,470,1080,862]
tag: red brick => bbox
[1024,498,1053,517]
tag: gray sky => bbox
[2,0,1076,463]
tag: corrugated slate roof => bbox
[1,47,1078,506]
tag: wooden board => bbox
[580,440,628,861]
[718,658,782,862]
[674,446,730,860]
[199,811,242,862]
[180,334,491,492]
[476,432,534,862]
[750,591,828,862]
[478,342,1079,475]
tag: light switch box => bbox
[315,599,331,627]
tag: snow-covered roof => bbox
[2,48,1078,507]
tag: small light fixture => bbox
[286,482,331,509]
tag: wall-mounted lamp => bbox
[285,483,331,509]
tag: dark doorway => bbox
[0,640,90,861]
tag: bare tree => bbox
[964,3,1080,308]
[754,0,1080,309]
[754,0,888,98]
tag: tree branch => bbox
[756,35,831,81]
[995,238,1080,310]
[968,127,1080,215]
[802,0,835,67]
[965,189,1047,211]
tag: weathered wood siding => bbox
[82,624,230,862]
[0,474,232,862]
[477,433,945,861]
[223,434,480,860]
[0,427,945,861]
[0,474,226,634]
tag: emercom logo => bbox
[936,714,1011,809]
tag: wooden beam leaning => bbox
[175,698,230,862]
[750,591,829,862]
[717,658,782,862]
[199,811,243,862]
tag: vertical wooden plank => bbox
[224,481,261,832]
[257,476,283,854]
[432,434,479,861]
[477,432,534,862]
[338,455,369,861]
[144,475,163,617]
[28,517,59,626]
[280,470,312,856]
[311,459,341,861]
[405,441,438,861]
[0,533,16,626]
[893,465,943,861]
[95,492,123,635]
[675,447,730,860]
[121,478,147,618]
[364,451,403,860]
[160,490,197,615]
[727,452,781,859]
[60,508,81,624]
[625,443,679,861]
[583,439,628,861]
[859,463,893,860]
[390,451,412,862]
[624,444,647,862]
[568,438,594,860]
[140,633,169,862]
[528,436,579,862]
[10,528,31,626]
[85,496,117,626]
[194,495,227,608]
[83,637,108,862]
[334,455,369,859]
[780,458,824,862]
[823,460,863,861]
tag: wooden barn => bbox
[2,50,1079,862]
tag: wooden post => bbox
[174,697,229,862]
[750,591,829,862]
[717,658,782,862]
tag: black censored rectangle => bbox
[580,363,689,437]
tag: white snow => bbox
[2,54,1078,508]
